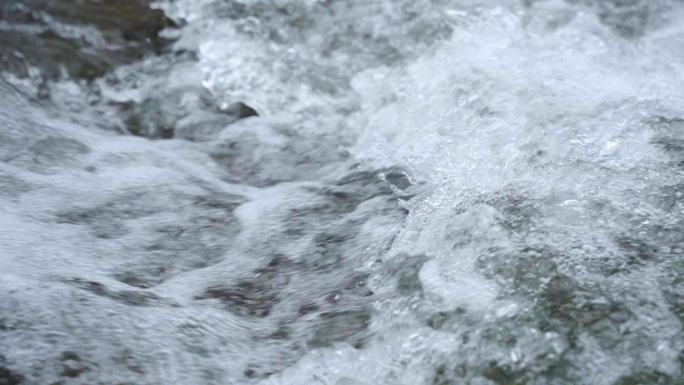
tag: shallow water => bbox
[1,0,683,384]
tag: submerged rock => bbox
[0,366,23,385]
[308,309,371,348]
[119,98,176,139]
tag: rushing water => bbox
[1,0,684,384]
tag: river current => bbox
[1,1,683,384]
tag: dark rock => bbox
[0,29,112,81]
[0,0,177,80]
[220,102,259,119]
[120,99,176,139]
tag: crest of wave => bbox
[258,3,684,385]
[352,1,684,264]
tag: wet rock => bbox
[1,0,177,80]
[0,29,112,81]
[219,101,259,119]
[120,99,176,139]
[113,85,247,141]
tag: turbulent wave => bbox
[1,0,683,384]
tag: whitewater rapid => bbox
[1,0,683,384]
